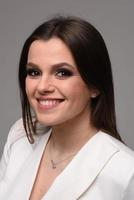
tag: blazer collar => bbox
[43,131,119,200]
[4,129,51,200]
[6,130,119,200]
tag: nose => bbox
[37,75,55,94]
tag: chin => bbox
[35,114,63,127]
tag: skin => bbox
[27,38,99,200]
[26,38,98,154]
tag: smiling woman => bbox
[25,38,93,128]
[0,16,134,200]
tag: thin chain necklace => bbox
[49,135,78,169]
[50,152,77,169]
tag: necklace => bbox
[49,135,78,169]
[50,152,77,169]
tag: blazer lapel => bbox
[4,129,51,200]
[43,131,119,200]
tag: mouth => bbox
[37,98,65,110]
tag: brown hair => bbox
[18,16,122,143]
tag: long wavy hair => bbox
[18,15,122,143]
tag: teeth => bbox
[39,100,61,106]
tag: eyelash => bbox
[26,68,41,77]
[26,68,73,79]
[55,68,73,78]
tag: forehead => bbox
[28,38,76,67]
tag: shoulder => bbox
[99,131,134,173]
[0,118,28,165]
[102,132,134,158]
[6,118,27,148]
[0,119,27,179]
[6,118,51,149]
[0,119,51,178]
[96,132,134,195]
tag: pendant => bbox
[51,160,56,169]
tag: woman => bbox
[0,16,134,200]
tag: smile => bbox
[37,99,65,110]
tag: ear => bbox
[90,88,100,98]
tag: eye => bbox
[55,68,73,79]
[26,68,41,77]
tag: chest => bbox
[1,132,130,200]
[29,146,73,200]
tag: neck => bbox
[50,112,98,155]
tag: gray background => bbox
[0,0,134,156]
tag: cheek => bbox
[25,78,35,97]
[63,79,90,101]
[73,87,90,105]
[25,78,30,96]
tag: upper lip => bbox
[36,97,65,101]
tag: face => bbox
[26,38,96,126]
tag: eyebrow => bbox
[26,62,76,70]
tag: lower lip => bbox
[37,100,64,111]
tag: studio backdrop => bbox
[0,0,134,156]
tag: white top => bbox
[0,119,134,200]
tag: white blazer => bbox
[0,119,134,200]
